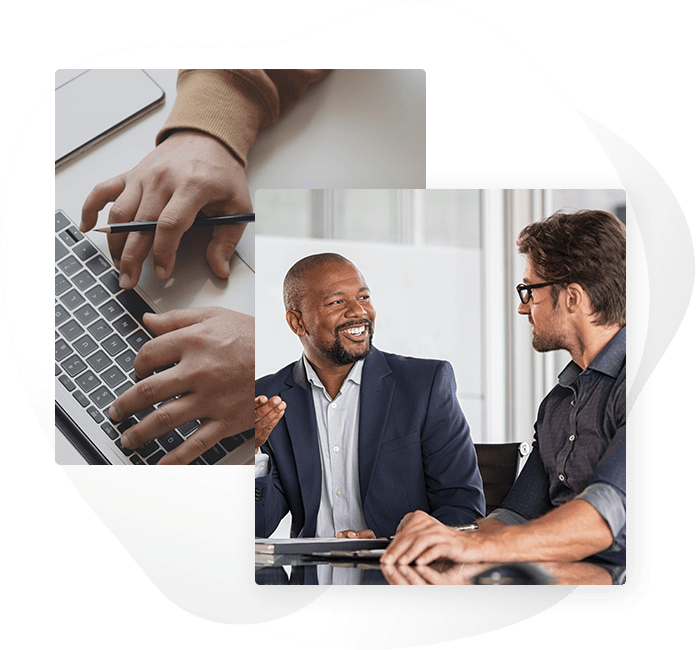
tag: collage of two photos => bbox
[54,69,625,586]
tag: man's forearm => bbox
[478,499,613,562]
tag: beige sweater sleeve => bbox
[156,69,331,166]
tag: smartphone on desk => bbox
[55,69,165,167]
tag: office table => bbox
[255,553,625,585]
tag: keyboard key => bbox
[177,421,199,437]
[72,270,96,292]
[75,370,101,393]
[74,304,100,325]
[115,349,137,372]
[84,285,110,306]
[61,355,87,377]
[116,290,153,326]
[99,299,124,321]
[114,381,133,397]
[126,331,150,351]
[57,255,82,276]
[58,319,85,342]
[157,431,184,452]
[86,349,111,372]
[73,334,98,357]
[60,289,85,311]
[219,434,244,453]
[241,428,254,440]
[135,439,160,458]
[59,226,83,247]
[73,239,98,261]
[87,405,104,423]
[72,390,90,407]
[55,304,70,327]
[55,210,70,231]
[102,333,127,356]
[101,270,121,294]
[201,443,226,465]
[55,238,69,262]
[117,417,137,433]
[189,457,206,465]
[135,405,155,420]
[146,450,166,464]
[55,338,71,362]
[59,375,76,391]
[115,438,134,457]
[100,422,119,440]
[86,255,111,276]
[87,319,113,341]
[55,273,71,296]
[89,386,115,409]
[130,455,146,465]
[113,314,137,336]
[101,366,127,389]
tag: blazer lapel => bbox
[358,348,395,506]
[280,359,322,535]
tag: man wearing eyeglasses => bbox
[382,209,626,570]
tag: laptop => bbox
[55,208,254,465]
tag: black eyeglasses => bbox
[516,281,557,304]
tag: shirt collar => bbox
[558,326,626,386]
[302,355,364,392]
[587,326,626,378]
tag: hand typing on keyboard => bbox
[80,130,251,290]
[107,306,253,464]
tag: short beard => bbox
[319,321,374,365]
[531,333,566,353]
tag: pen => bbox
[94,212,255,234]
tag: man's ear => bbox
[286,310,306,336]
[564,283,585,313]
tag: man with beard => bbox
[254,253,484,539]
[382,210,626,571]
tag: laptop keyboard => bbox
[55,209,252,464]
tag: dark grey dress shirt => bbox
[490,327,626,565]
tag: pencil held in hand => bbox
[94,213,255,234]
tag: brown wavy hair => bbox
[517,209,626,327]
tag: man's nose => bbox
[518,301,530,316]
[345,299,367,318]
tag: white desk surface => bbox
[55,68,425,464]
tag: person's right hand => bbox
[81,129,252,290]
[255,395,286,452]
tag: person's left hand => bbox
[108,306,253,464]
[335,529,377,539]
[381,510,481,566]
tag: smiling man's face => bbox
[295,261,376,367]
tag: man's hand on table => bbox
[109,307,254,464]
[335,529,377,539]
[254,395,286,453]
[381,510,488,566]
[81,130,251,289]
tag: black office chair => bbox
[474,442,530,515]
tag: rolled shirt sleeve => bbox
[156,69,330,166]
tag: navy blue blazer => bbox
[255,348,485,538]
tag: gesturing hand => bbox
[81,130,251,289]
[109,307,254,464]
[255,395,286,453]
